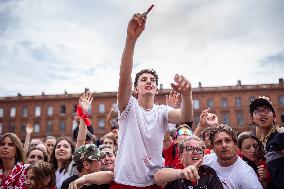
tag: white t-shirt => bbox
[114,96,172,187]
[203,153,263,189]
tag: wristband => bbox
[76,105,91,127]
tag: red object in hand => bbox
[76,105,91,127]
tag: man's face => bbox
[212,131,237,163]
[252,106,275,129]
[45,138,56,155]
[135,73,158,97]
[181,139,204,167]
[101,148,115,171]
[30,139,41,148]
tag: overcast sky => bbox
[0,0,283,97]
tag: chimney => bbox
[279,78,283,84]
[198,82,202,88]
[159,83,163,90]
[237,80,241,86]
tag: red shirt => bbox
[0,162,28,189]
[163,141,183,169]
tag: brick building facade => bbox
[0,79,284,140]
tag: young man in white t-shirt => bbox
[111,12,193,189]
[203,124,262,189]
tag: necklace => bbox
[260,124,277,147]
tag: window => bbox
[60,121,65,133]
[47,121,53,134]
[21,124,26,133]
[87,106,92,116]
[21,106,28,117]
[279,96,284,106]
[249,96,256,103]
[207,99,214,108]
[72,120,78,130]
[223,114,230,125]
[35,106,41,117]
[34,123,40,134]
[193,113,200,126]
[193,100,200,110]
[237,112,244,126]
[99,104,105,113]
[0,123,2,134]
[47,106,53,116]
[10,107,16,117]
[98,119,105,128]
[0,108,3,118]
[60,105,66,115]
[235,97,241,108]
[221,97,228,108]
[112,103,118,113]
[9,123,15,132]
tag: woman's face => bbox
[0,136,17,160]
[27,149,45,164]
[55,140,72,162]
[241,138,260,163]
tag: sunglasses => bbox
[176,127,193,137]
[184,146,203,154]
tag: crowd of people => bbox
[1,10,284,189]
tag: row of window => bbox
[0,103,117,118]
[193,96,284,110]
[0,116,108,134]
[193,112,244,126]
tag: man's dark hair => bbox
[76,159,93,172]
[209,124,237,147]
[201,127,215,141]
[134,69,159,87]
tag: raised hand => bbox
[166,91,180,108]
[170,74,191,95]
[199,108,218,127]
[127,13,146,40]
[26,123,33,134]
[79,91,93,114]
[206,112,218,127]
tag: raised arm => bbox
[118,13,146,112]
[163,91,179,149]
[168,74,193,124]
[76,91,93,148]
[24,123,33,153]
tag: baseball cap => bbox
[249,96,275,116]
[73,144,105,165]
